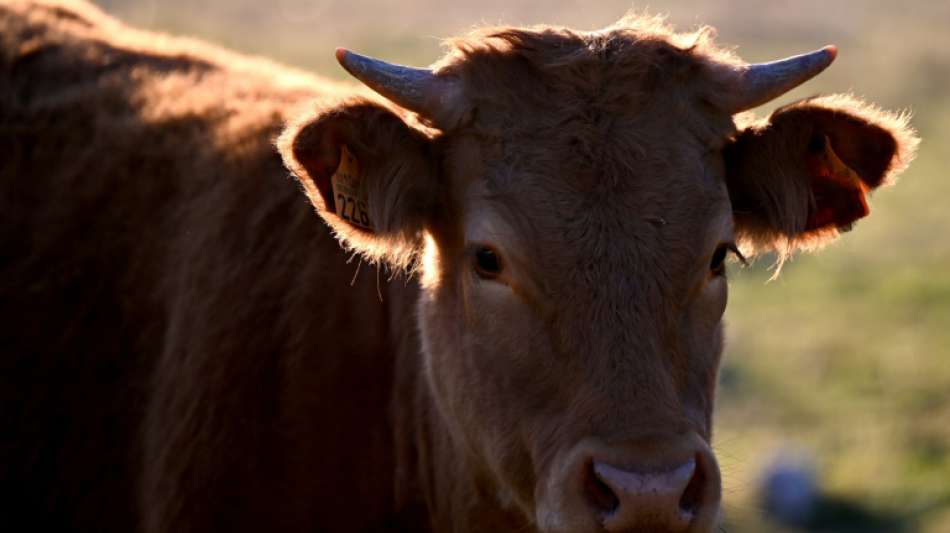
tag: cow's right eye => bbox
[710,245,729,276]
[473,246,503,279]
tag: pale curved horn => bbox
[726,45,838,112]
[335,48,464,129]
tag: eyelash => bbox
[710,243,746,276]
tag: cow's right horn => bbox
[725,45,838,113]
[335,48,464,130]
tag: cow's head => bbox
[279,17,917,533]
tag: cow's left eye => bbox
[473,246,503,279]
[710,242,744,276]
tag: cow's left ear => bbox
[724,94,918,255]
[278,97,441,268]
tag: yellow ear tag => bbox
[330,145,373,230]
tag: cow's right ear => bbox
[278,98,440,268]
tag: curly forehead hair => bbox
[436,14,743,91]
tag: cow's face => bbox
[280,18,916,533]
[418,102,732,532]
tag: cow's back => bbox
[0,2,419,531]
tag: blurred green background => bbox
[93,0,950,530]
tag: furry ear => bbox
[278,98,440,268]
[724,94,918,256]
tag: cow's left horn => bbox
[726,45,837,112]
[335,48,464,129]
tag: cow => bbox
[0,1,918,532]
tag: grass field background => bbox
[93,1,950,530]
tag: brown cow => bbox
[0,1,918,532]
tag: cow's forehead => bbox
[460,92,730,225]
[458,121,731,301]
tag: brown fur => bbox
[1,2,918,533]
[2,1,417,532]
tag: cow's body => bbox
[0,2,429,531]
[1,2,918,533]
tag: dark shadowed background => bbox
[93,1,950,531]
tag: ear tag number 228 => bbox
[331,145,373,230]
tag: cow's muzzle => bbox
[536,432,721,533]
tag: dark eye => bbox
[710,243,744,276]
[473,246,503,279]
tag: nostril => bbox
[678,454,705,516]
[584,461,619,516]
